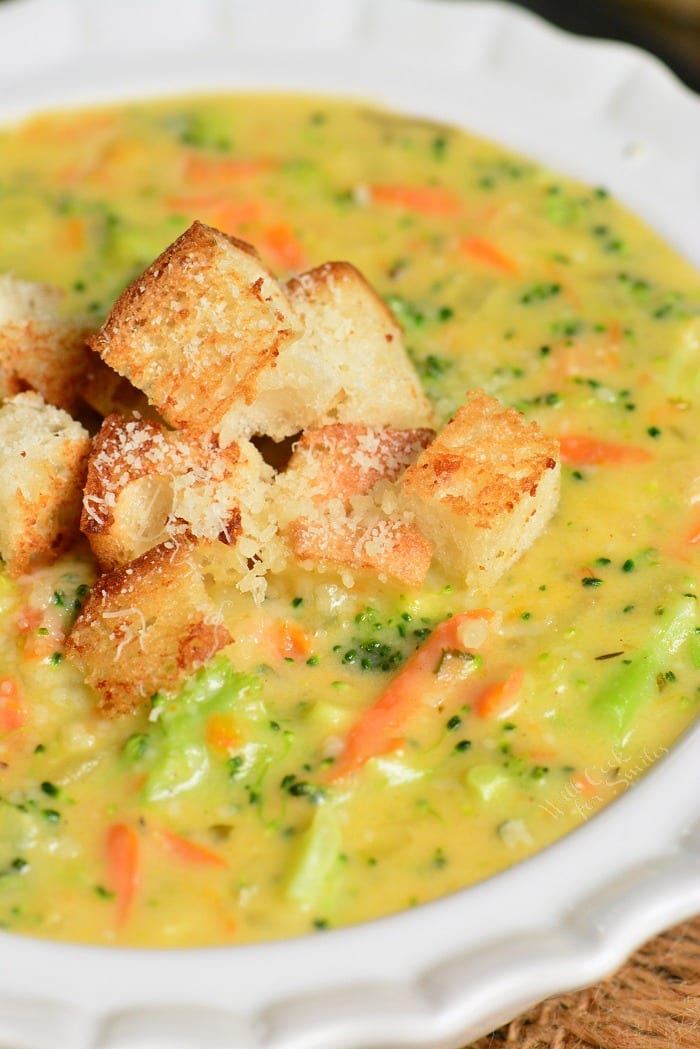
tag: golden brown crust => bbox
[65,539,231,716]
[278,423,434,588]
[12,439,90,576]
[81,413,258,572]
[402,390,559,526]
[0,321,94,413]
[216,260,434,444]
[286,261,396,328]
[89,221,302,432]
[0,392,90,577]
[80,349,156,420]
[290,516,432,588]
[289,424,435,502]
[285,262,434,430]
[401,389,560,586]
[0,362,25,400]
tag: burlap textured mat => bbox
[469,916,700,1048]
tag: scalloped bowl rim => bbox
[0,2,698,1047]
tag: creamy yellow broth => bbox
[0,95,699,946]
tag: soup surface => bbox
[0,95,699,946]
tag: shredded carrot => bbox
[544,261,583,311]
[329,609,494,781]
[558,434,652,466]
[205,713,242,754]
[155,829,226,868]
[206,888,238,935]
[128,773,148,795]
[562,283,583,311]
[571,772,599,797]
[685,509,700,546]
[458,235,518,275]
[17,601,64,661]
[165,195,263,233]
[606,319,624,346]
[474,667,525,719]
[260,223,308,271]
[0,677,24,734]
[59,216,87,253]
[530,749,557,762]
[204,202,262,235]
[23,631,65,662]
[551,343,621,380]
[105,824,140,927]
[22,113,115,141]
[275,620,312,660]
[368,183,462,217]
[15,606,43,634]
[184,155,272,185]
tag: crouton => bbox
[88,222,303,433]
[277,424,434,588]
[0,275,94,413]
[65,539,231,716]
[0,392,90,576]
[288,515,432,589]
[81,415,275,581]
[400,389,560,588]
[217,261,434,443]
[0,363,24,401]
[81,349,156,420]
[284,424,435,501]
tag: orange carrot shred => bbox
[155,829,226,868]
[23,113,115,142]
[458,235,518,275]
[184,155,272,185]
[165,196,263,233]
[551,344,621,381]
[686,509,700,546]
[0,677,24,734]
[572,772,599,797]
[260,223,307,271]
[205,714,242,754]
[369,183,462,217]
[105,824,140,927]
[558,434,652,466]
[275,620,312,660]
[206,888,238,935]
[60,216,86,252]
[329,609,494,781]
[474,667,525,719]
[530,749,557,762]
[15,607,43,634]
[606,319,624,345]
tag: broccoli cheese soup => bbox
[0,95,698,947]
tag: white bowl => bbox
[0,2,699,1047]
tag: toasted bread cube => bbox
[81,350,156,420]
[89,222,303,433]
[285,424,435,501]
[401,389,560,588]
[0,275,94,413]
[66,540,232,716]
[81,414,274,575]
[217,262,434,443]
[288,515,432,589]
[0,363,24,401]
[278,424,433,588]
[0,392,90,576]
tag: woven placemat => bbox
[469,915,700,1048]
